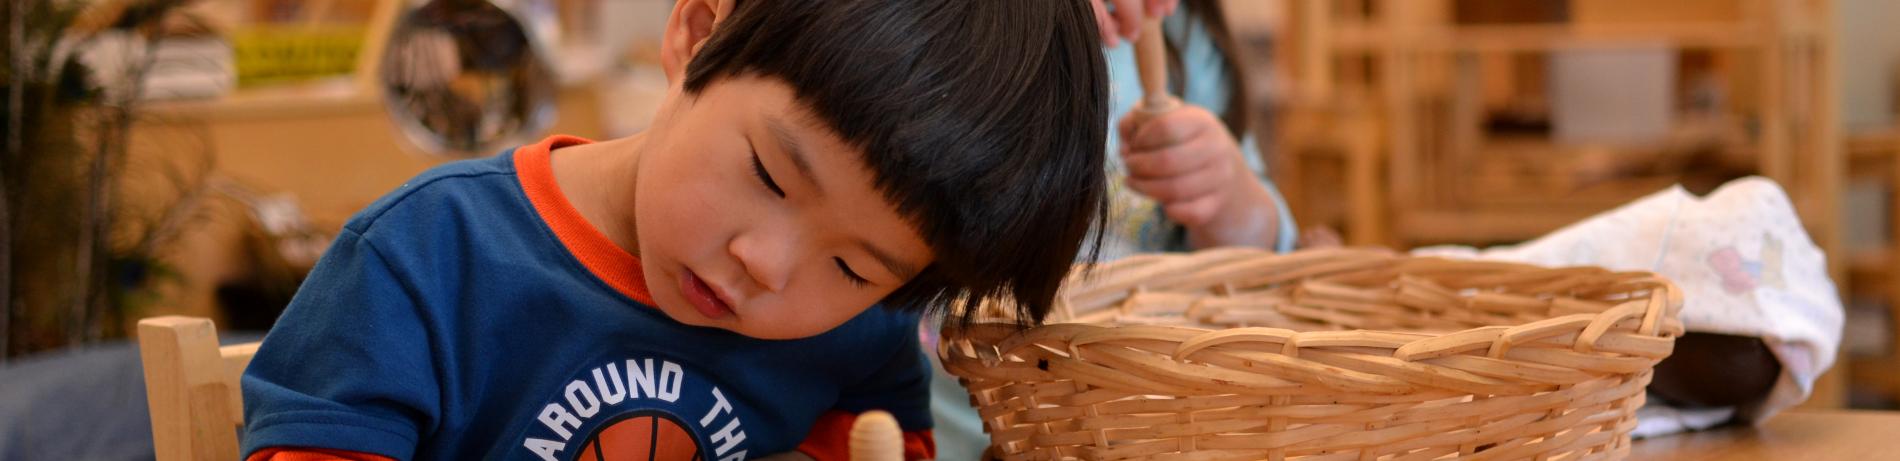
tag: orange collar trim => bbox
[514,135,655,305]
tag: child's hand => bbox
[1088,0,1180,47]
[1118,103,1282,249]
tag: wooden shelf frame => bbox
[1274,0,1849,406]
[1278,0,1840,249]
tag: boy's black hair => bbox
[682,0,1109,326]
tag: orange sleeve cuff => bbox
[795,410,936,461]
[246,447,399,461]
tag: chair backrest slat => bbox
[139,316,247,461]
[220,342,261,426]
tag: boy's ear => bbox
[661,0,736,85]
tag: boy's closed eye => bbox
[748,147,879,289]
[835,257,869,288]
[750,151,786,197]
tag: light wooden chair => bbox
[137,316,260,461]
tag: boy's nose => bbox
[728,230,794,293]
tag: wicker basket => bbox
[940,248,1683,461]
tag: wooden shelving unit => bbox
[1845,127,1900,405]
[1272,0,1847,405]
[125,0,621,329]
[1278,0,1840,250]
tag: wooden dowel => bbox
[1133,18,1179,114]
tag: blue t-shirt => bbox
[241,136,931,461]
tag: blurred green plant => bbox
[2,0,211,361]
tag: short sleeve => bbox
[240,228,439,460]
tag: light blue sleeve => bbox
[1239,134,1299,253]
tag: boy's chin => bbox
[651,298,769,337]
[650,298,732,329]
[649,293,840,340]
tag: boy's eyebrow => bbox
[765,116,823,197]
[859,237,920,280]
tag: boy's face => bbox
[632,74,935,340]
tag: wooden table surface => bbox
[1629,410,1900,460]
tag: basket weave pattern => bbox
[941,248,1683,461]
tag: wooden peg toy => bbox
[849,410,904,461]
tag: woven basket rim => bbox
[946,247,1684,341]
[939,248,1686,460]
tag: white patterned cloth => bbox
[1414,177,1844,437]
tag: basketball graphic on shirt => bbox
[573,411,704,461]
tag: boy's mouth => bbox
[679,269,734,320]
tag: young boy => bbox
[238,1,1110,460]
